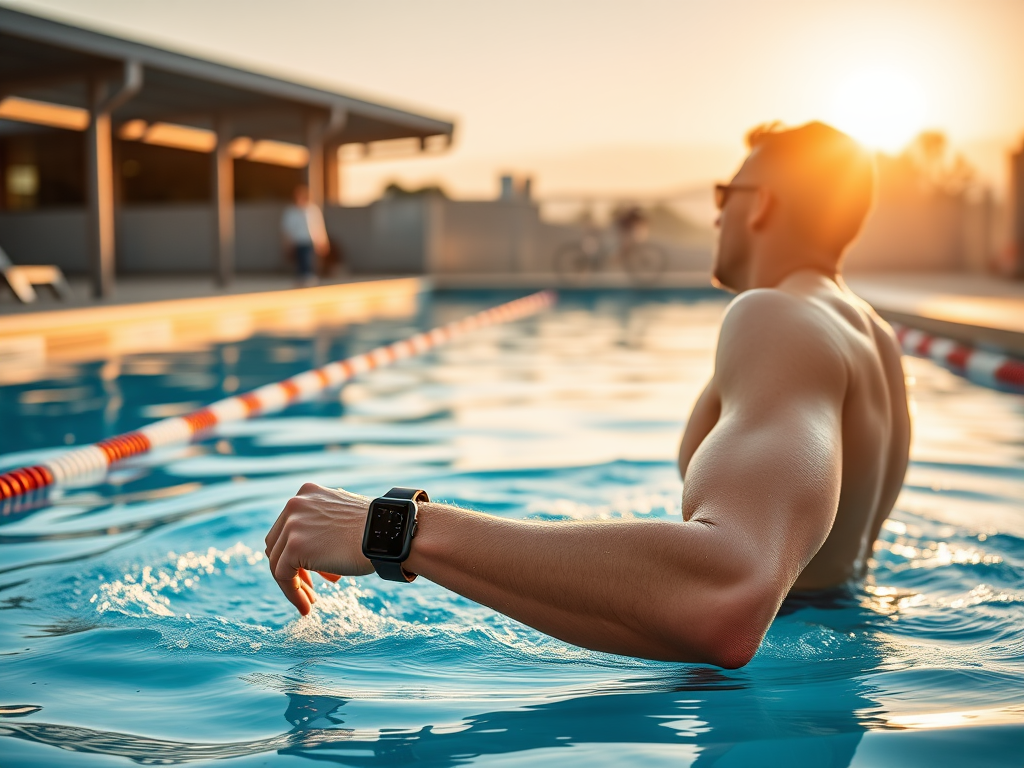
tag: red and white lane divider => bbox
[0,290,557,501]
[892,322,1024,389]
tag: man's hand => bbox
[265,483,374,615]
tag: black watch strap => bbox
[384,487,429,502]
[370,487,429,583]
[371,560,417,583]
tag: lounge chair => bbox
[0,245,73,304]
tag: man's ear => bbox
[747,187,774,231]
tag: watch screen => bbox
[366,502,411,557]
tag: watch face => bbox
[364,501,412,558]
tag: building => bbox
[0,7,454,295]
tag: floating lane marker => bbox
[892,322,1024,390]
[0,290,557,501]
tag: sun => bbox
[827,68,927,153]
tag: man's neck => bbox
[744,242,839,291]
[772,266,841,293]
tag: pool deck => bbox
[0,276,427,377]
[1,271,1022,365]
[847,273,1024,357]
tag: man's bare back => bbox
[678,270,910,591]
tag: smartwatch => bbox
[361,487,428,582]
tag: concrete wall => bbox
[0,197,712,277]
[365,197,434,273]
[117,205,214,273]
[434,200,535,273]
[119,203,309,274]
[422,198,713,274]
[0,208,89,271]
[325,205,373,271]
[0,203,377,275]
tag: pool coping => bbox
[0,277,428,375]
[845,274,1024,359]
[873,309,1024,358]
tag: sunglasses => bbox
[714,183,758,211]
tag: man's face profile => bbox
[711,156,760,293]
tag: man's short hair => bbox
[745,121,875,257]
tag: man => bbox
[614,205,648,243]
[265,122,910,668]
[281,184,329,286]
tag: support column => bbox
[86,61,142,299]
[306,106,347,208]
[213,117,235,287]
[305,113,326,209]
[324,140,341,205]
[87,79,115,299]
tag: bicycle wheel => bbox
[555,242,596,281]
[623,242,667,284]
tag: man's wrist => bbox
[401,501,442,577]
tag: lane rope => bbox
[892,322,1024,390]
[0,290,557,501]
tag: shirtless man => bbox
[265,121,910,669]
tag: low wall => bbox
[435,200,534,273]
[0,198,712,277]
[0,204,377,276]
[326,205,374,272]
[117,205,214,273]
[0,208,89,272]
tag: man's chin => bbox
[710,267,739,294]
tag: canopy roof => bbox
[0,6,455,145]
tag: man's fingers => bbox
[274,561,313,616]
[265,509,288,552]
[291,579,313,615]
[268,535,322,615]
[317,571,343,583]
[276,575,312,615]
[267,532,288,577]
[298,578,317,605]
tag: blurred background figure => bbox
[613,205,649,244]
[281,184,329,286]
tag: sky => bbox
[8,0,1024,207]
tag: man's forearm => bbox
[266,483,777,667]
[403,502,755,662]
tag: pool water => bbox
[1,290,1022,767]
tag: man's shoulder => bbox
[716,288,849,389]
[721,288,831,343]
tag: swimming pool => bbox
[1,289,1022,767]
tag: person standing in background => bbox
[281,184,329,286]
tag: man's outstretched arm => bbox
[266,291,847,668]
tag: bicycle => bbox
[554,220,667,285]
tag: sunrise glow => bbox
[828,69,928,154]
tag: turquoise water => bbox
[1,289,1023,767]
